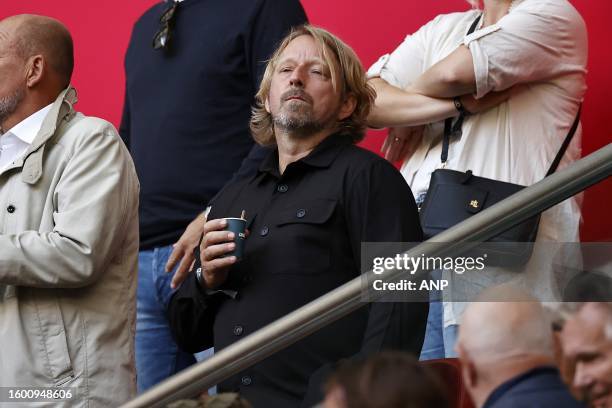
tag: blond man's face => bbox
[265,35,346,135]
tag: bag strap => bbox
[441,15,481,165]
[442,103,581,175]
[467,13,482,36]
[545,105,581,176]
[441,116,465,164]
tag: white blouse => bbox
[368,0,587,326]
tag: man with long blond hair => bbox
[168,25,428,407]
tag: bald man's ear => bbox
[25,55,45,88]
[464,360,478,389]
[457,344,478,389]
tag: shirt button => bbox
[241,376,252,386]
[7,205,15,213]
[296,209,306,218]
[233,325,244,336]
[260,226,269,236]
[277,184,288,193]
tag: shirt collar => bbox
[5,104,53,145]
[483,366,560,408]
[259,133,353,177]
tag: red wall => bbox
[1,1,610,240]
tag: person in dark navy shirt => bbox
[481,367,584,408]
[456,288,583,408]
[168,25,428,407]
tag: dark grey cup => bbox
[223,217,247,260]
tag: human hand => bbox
[380,126,425,163]
[197,218,239,289]
[460,86,519,115]
[167,211,207,289]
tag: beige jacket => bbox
[0,87,139,407]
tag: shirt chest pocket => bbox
[271,199,337,275]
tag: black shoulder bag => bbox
[418,16,581,267]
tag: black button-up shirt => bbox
[168,134,428,407]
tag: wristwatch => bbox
[453,96,473,116]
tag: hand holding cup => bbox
[198,212,248,289]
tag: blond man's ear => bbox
[337,93,357,121]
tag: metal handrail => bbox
[123,143,612,408]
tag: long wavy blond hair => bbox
[250,25,375,146]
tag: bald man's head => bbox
[458,287,554,364]
[0,14,73,89]
[455,288,558,407]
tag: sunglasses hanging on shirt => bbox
[152,1,179,51]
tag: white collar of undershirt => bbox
[4,104,53,144]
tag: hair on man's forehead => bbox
[277,36,333,66]
[276,54,328,67]
[273,33,340,91]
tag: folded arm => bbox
[368,78,456,128]
[409,44,476,98]
[368,76,510,130]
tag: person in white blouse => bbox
[367,0,587,359]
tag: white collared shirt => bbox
[0,104,52,172]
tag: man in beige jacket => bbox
[0,15,139,407]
